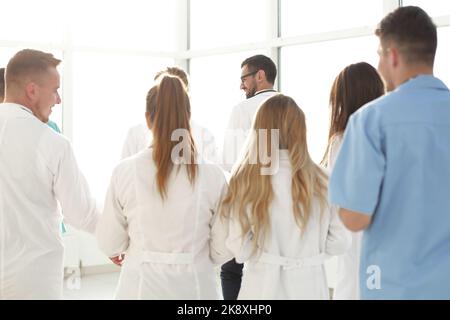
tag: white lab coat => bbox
[96,148,232,299]
[226,151,351,300]
[327,134,363,300]
[121,121,219,164]
[0,103,99,300]
[222,90,278,171]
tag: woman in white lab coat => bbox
[96,75,231,299]
[321,62,385,300]
[220,94,351,300]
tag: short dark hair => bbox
[0,68,5,100]
[375,6,437,66]
[241,55,277,85]
[5,49,61,88]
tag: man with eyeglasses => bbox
[221,54,277,300]
[222,54,278,172]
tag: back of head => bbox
[375,6,437,66]
[0,68,5,101]
[5,49,61,94]
[154,66,189,91]
[241,54,277,85]
[221,94,327,254]
[322,62,384,166]
[327,62,384,144]
[146,75,197,199]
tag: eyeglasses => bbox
[240,70,258,83]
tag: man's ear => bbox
[256,69,266,82]
[24,82,38,101]
[390,46,400,68]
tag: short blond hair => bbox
[5,49,61,88]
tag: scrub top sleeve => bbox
[53,142,99,233]
[329,111,385,216]
[96,169,130,257]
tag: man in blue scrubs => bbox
[329,6,450,299]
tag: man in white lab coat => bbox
[221,54,278,300]
[0,49,99,300]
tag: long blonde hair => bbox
[220,94,328,254]
[146,75,197,199]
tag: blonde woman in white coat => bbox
[322,62,385,300]
[96,75,231,299]
[220,94,351,300]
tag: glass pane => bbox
[72,52,172,201]
[435,27,450,87]
[402,0,450,17]
[189,50,270,149]
[281,0,383,37]
[190,0,270,49]
[0,48,19,69]
[0,0,64,44]
[280,36,379,163]
[69,0,178,51]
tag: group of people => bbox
[1,6,450,300]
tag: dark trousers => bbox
[220,258,244,300]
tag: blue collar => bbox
[397,75,449,92]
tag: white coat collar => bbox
[3,102,34,116]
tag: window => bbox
[281,0,383,37]
[72,52,172,201]
[69,0,178,51]
[0,0,64,44]
[402,0,450,17]
[435,27,450,86]
[190,0,270,49]
[281,36,379,163]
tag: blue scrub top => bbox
[329,75,450,299]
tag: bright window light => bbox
[69,0,178,51]
[402,0,450,17]
[435,27,450,86]
[190,0,270,49]
[281,0,383,37]
[72,52,172,201]
[0,0,64,44]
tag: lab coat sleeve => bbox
[53,141,99,234]
[96,168,130,257]
[209,175,233,264]
[121,128,135,160]
[325,205,352,256]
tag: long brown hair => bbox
[221,94,328,255]
[322,62,385,166]
[146,75,197,199]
